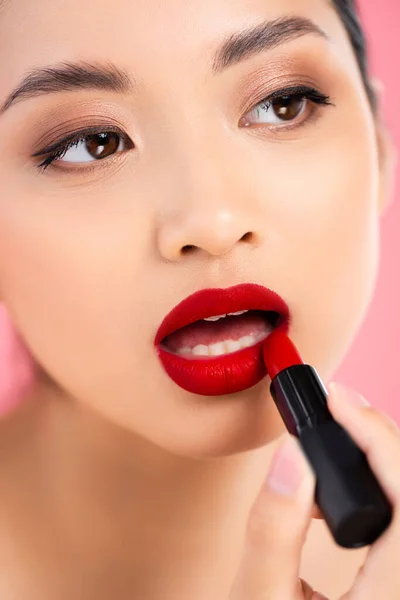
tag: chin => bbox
[143,381,287,460]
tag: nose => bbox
[156,151,264,262]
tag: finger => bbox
[327,385,400,600]
[229,434,316,600]
[0,304,35,415]
[327,382,400,507]
[300,579,329,600]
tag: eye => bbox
[251,96,307,124]
[61,132,124,163]
[240,85,333,129]
[34,128,134,172]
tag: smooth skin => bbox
[0,0,397,597]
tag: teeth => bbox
[177,330,271,357]
[209,342,227,356]
[203,310,248,322]
[239,335,257,349]
[203,314,227,322]
[192,344,209,356]
[225,339,242,353]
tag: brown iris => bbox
[85,132,120,159]
[271,96,305,121]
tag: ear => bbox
[371,79,398,217]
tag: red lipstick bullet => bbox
[263,330,393,549]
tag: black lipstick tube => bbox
[270,363,393,548]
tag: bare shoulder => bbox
[300,518,368,598]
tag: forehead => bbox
[0,0,348,67]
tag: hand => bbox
[228,382,400,600]
[0,303,35,416]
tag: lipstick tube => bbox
[263,330,393,549]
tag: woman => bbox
[0,0,397,598]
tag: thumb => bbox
[0,304,36,416]
[229,434,319,600]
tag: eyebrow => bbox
[211,16,327,74]
[0,16,327,114]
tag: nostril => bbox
[181,245,196,254]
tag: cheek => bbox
[0,192,153,406]
[268,128,380,376]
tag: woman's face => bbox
[0,0,388,457]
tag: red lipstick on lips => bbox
[262,330,393,549]
[154,283,290,396]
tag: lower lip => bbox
[155,321,289,396]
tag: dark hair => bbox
[332,0,377,112]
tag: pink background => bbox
[335,0,400,420]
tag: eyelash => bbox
[33,85,333,173]
[33,125,132,173]
[255,84,332,120]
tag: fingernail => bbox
[328,382,370,407]
[266,436,305,496]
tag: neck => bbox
[0,380,281,599]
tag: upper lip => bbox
[154,283,290,346]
